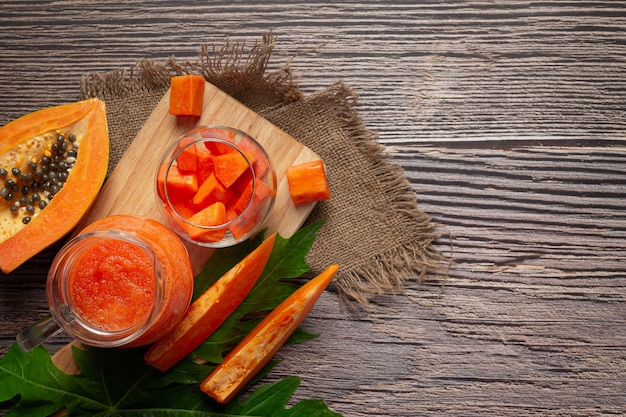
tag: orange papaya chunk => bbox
[0,98,110,274]
[186,201,227,242]
[204,141,236,155]
[228,177,275,217]
[200,128,238,155]
[213,151,253,189]
[175,143,198,173]
[231,169,253,195]
[226,172,276,239]
[196,146,214,184]
[227,208,262,240]
[238,139,269,178]
[169,75,205,117]
[157,163,197,204]
[164,165,198,201]
[286,160,330,206]
[192,171,233,208]
[170,198,197,219]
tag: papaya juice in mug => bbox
[39,214,195,349]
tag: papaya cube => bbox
[228,208,262,240]
[192,171,233,209]
[228,177,275,216]
[170,198,198,219]
[169,75,205,117]
[158,164,198,202]
[186,202,228,242]
[238,139,269,178]
[201,128,238,154]
[286,160,330,206]
[175,143,198,173]
[204,140,237,156]
[213,151,253,189]
[196,146,215,184]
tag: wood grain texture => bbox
[0,1,625,416]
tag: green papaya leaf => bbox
[0,344,101,417]
[228,376,342,417]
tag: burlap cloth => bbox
[79,33,445,306]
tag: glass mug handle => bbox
[17,314,62,351]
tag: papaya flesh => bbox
[0,98,110,273]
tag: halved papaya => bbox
[0,98,110,273]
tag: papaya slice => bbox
[0,98,110,273]
[200,263,339,403]
[185,201,228,243]
[212,151,254,189]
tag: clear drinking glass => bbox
[156,126,276,248]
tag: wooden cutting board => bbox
[76,81,320,274]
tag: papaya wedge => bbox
[0,98,110,273]
[200,263,339,404]
[145,233,277,372]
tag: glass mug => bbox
[17,215,194,351]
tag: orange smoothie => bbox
[57,214,195,348]
[67,238,156,332]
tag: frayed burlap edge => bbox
[169,32,304,109]
[300,82,447,306]
[80,32,302,112]
[79,33,304,176]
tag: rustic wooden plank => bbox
[0,1,625,416]
[0,1,624,142]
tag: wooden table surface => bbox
[1,1,625,416]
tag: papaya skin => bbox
[0,98,110,274]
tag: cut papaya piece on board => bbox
[286,160,330,206]
[169,75,205,117]
[0,98,110,274]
